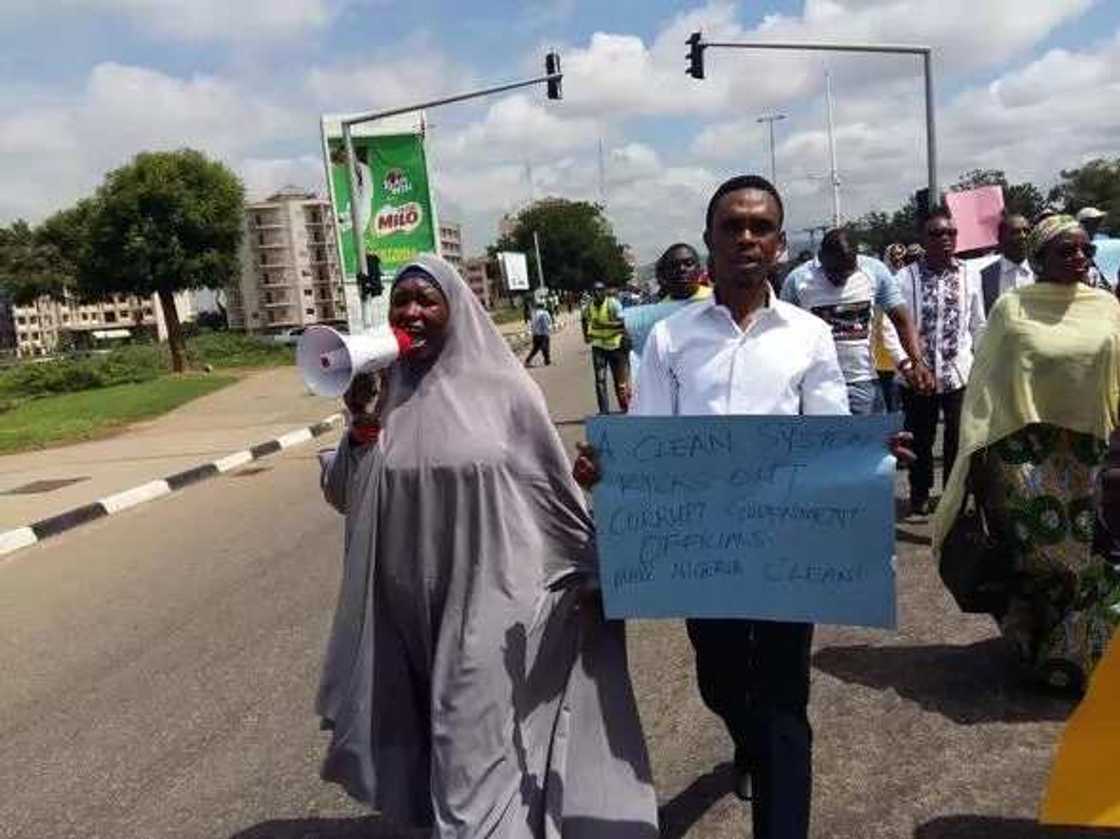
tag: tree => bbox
[1048,158,1120,231]
[0,219,71,305]
[80,149,244,372]
[490,198,631,293]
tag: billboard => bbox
[320,115,440,329]
[498,251,530,291]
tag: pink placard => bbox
[946,186,1005,253]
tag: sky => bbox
[2,0,1119,261]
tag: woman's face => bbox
[389,273,450,362]
[1041,230,1095,285]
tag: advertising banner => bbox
[498,251,531,291]
[321,121,438,283]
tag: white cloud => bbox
[0,63,301,220]
[7,0,337,41]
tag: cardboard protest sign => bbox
[1040,631,1120,828]
[587,414,900,628]
[946,186,1005,254]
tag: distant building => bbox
[463,256,493,309]
[498,213,519,240]
[6,289,192,359]
[227,187,346,334]
[439,221,463,270]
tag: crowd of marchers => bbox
[311,174,1119,839]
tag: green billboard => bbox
[325,131,437,280]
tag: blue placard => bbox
[587,413,901,628]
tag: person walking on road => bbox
[781,228,933,414]
[584,281,631,413]
[895,207,987,516]
[317,254,658,838]
[525,302,553,366]
[935,214,1120,694]
[573,175,914,839]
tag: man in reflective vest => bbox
[583,282,630,413]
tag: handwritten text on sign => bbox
[587,414,900,628]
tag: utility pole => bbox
[532,230,545,291]
[757,113,787,185]
[825,72,841,228]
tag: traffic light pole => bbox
[693,38,938,209]
[340,60,563,328]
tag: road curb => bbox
[0,412,344,560]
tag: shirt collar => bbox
[1000,255,1029,272]
[919,257,961,278]
[704,283,785,330]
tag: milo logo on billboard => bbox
[375,202,424,237]
[383,167,412,195]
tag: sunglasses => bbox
[1056,241,1097,259]
[928,227,958,239]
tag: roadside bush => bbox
[185,332,293,369]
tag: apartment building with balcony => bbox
[462,256,493,309]
[6,289,191,359]
[439,221,463,271]
[227,187,346,334]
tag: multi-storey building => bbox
[462,256,493,309]
[227,187,346,334]
[7,289,191,359]
[439,221,463,270]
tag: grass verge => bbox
[0,374,236,455]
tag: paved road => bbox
[0,322,1086,838]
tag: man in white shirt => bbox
[895,208,986,515]
[524,303,553,367]
[781,228,933,413]
[574,175,912,839]
[979,213,1033,315]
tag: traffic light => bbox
[686,32,705,79]
[545,52,562,100]
[357,252,383,299]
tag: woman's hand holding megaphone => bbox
[344,371,382,446]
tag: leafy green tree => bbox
[1048,158,1120,232]
[490,198,631,293]
[80,149,244,372]
[0,219,71,305]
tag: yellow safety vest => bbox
[587,299,623,350]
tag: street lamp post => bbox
[756,113,787,185]
[688,35,939,206]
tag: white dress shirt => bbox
[631,294,850,417]
[998,256,1034,294]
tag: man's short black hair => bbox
[705,174,784,232]
[819,228,851,256]
[656,242,700,273]
[920,205,953,230]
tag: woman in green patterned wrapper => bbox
[934,214,1120,695]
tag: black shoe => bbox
[909,496,931,516]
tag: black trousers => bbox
[901,386,965,501]
[591,345,630,414]
[525,334,551,365]
[686,618,814,839]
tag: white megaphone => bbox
[297,324,414,398]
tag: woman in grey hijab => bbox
[318,254,658,838]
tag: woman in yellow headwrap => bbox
[934,215,1120,694]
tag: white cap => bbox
[1076,206,1107,221]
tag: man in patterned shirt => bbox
[894,208,986,515]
